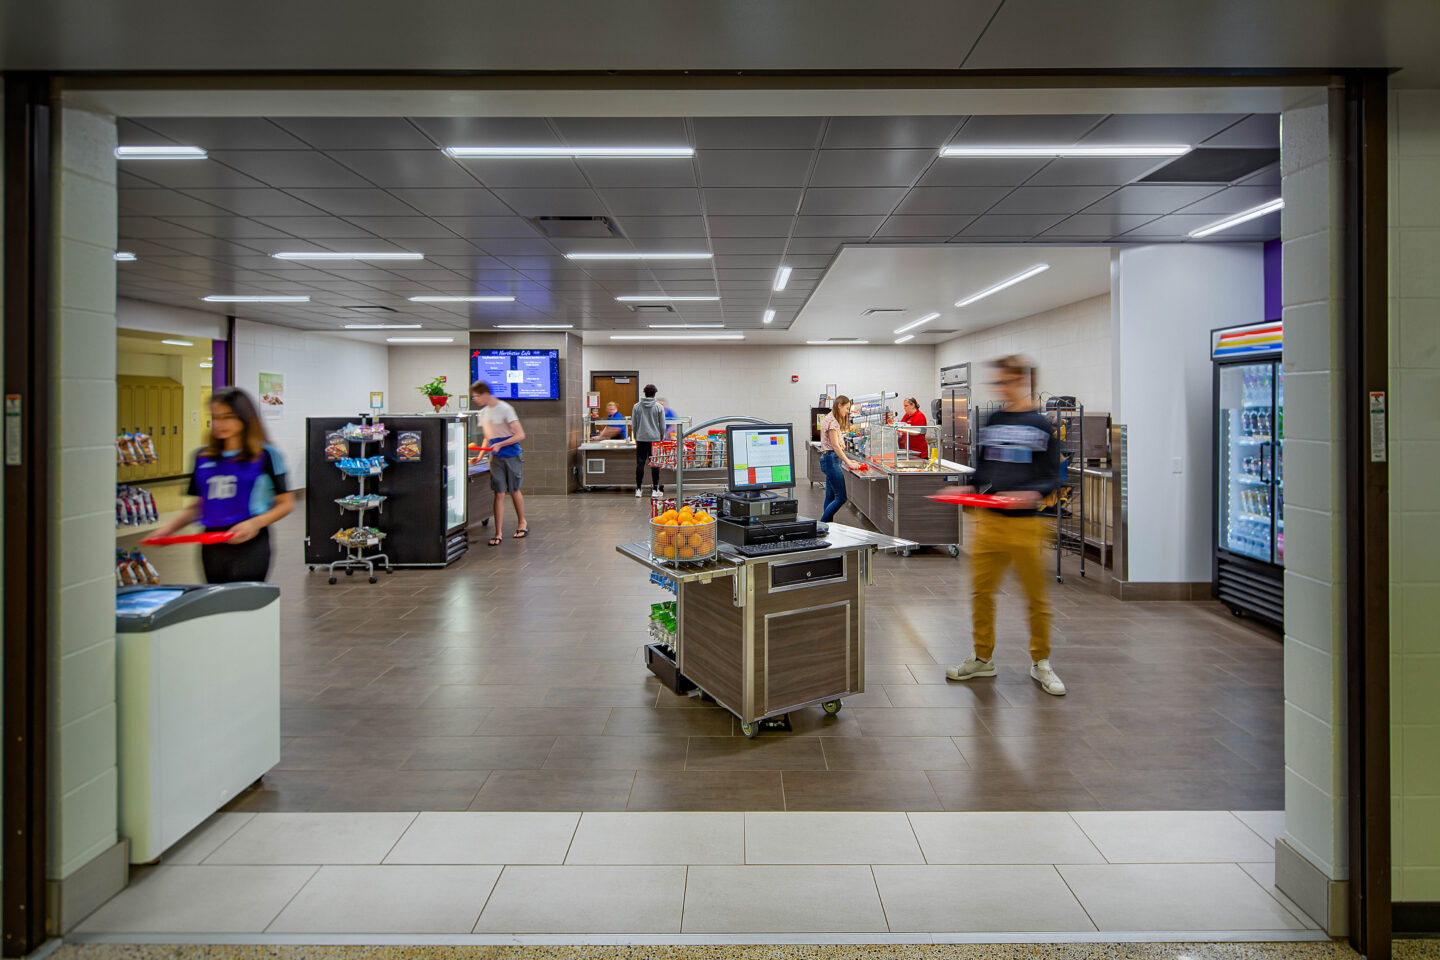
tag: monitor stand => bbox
[726,490,781,501]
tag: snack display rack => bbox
[647,433,727,471]
[1048,402,1086,581]
[325,419,393,584]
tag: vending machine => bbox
[1211,321,1284,625]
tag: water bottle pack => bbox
[116,485,160,526]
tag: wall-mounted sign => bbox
[1211,322,1283,359]
[370,391,384,410]
[1370,391,1387,463]
[258,372,285,419]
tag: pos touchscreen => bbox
[726,423,796,493]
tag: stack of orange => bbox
[651,503,717,561]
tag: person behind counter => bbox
[631,384,666,499]
[594,401,628,441]
[945,355,1066,696]
[818,395,863,524]
[471,380,529,544]
[899,396,928,459]
[151,387,294,583]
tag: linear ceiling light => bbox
[494,324,574,329]
[609,334,744,341]
[115,145,207,159]
[408,295,515,302]
[565,252,711,261]
[648,323,724,329]
[1188,198,1285,238]
[806,339,869,345]
[615,295,720,302]
[344,323,422,329]
[939,144,1191,158]
[894,335,916,344]
[894,311,942,335]
[763,309,776,325]
[387,337,455,343]
[955,264,1051,308]
[445,146,693,159]
[773,266,793,291]
[113,252,137,261]
[273,251,424,261]
[161,339,194,347]
[202,295,311,303]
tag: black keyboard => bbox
[729,538,831,557]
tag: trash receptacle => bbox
[116,583,281,863]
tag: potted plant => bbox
[418,374,451,411]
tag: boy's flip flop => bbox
[512,528,529,539]
[488,537,503,546]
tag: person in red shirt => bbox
[899,397,929,459]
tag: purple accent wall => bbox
[1264,238,1281,321]
[211,340,229,390]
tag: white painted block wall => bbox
[385,345,471,415]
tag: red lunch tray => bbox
[140,532,235,546]
[468,444,493,452]
[926,492,1030,509]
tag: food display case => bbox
[848,422,972,556]
[578,418,724,490]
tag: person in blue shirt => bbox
[594,401,628,440]
[152,387,294,583]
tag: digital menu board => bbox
[470,349,560,401]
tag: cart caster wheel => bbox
[740,721,760,739]
[386,566,394,574]
[948,545,960,558]
[900,548,911,558]
[308,565,315,572]
[1231,607,1244,618]
[822,699,843,715]
[328,577,337,585]
[345,568,354,576]
[368,575,378,584]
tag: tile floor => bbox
[124,484,1283,815]
[72,809,1324,940]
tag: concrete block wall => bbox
[468,331,576,495]
[1389,88,1440,904]
[50,105,120,879]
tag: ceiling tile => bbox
[118,191,232,217]
[272,118,437,149]
[1079,114,1248,146]
[1037,214,1158,238]
[987,185,1113,215]
[597,189,703,216]
[404,238,498,257]
[706,216,795,238]
[492,188,608,217]
[693,117,823,149]
[180,189,327,217]
[384,188,511,217]
[550,117,689,145]
[1023,156,1174,187]
[955,214,1067,238]
[702,188,801,216]
[454,158,591,188]
[1175,185,1282,215]
[434,216,543,238]
[407,117,559,147]
[341,216,462,238]
[1116,214,1267,240]
[150,236,274,258]
[712,237,786,255]
[475,239,562,256]
[286,188,431,216]
[809,150,933,187]
[160,217,292,239]
[874,215,975,237]
[1239,163,1281,187]
[331,150,479,188]
[118,216,211,239]
[713,255,784,269]
[821,116,963,149]
[1201,114,1281,149]
[249,216,373,238]
[793,215,884,237]
[127,118,309,150]
[644,268,716,281]
[123,160,272,190]
[799,187,908,216]
[785,238,849,255]
[946,115,1106,146]
[697,150,813,187]
[614,216,707,238]
[891,186,1010,215]
[207,151,372,188]
[575,159,698,188]
[117,170,161,189]
[916,157,1048,187]
[1083,184,1223,215]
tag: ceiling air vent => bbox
[1139,148,1280,184]
[862,308,906,316]
[342,304,397,312]
[529,215,622,239]
[925,329,959,336]
[628,304,675,314]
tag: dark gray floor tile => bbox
[468,769,635,811]
[782,770,944,811]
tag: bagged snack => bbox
[133,432,157,463]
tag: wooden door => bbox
[590,371,639,430]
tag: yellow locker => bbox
[117,376,183,482]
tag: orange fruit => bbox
[678,546,694,559]
[663,546,676,558]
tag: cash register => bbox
[717,423,830,556]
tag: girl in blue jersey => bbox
[152,387,294,583]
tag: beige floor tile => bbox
[268,865,501,933]
[744,812,923,864]
[566,812,744,864]
[1233,809,1287,845]
[384,812,579,864]
[1070,810,1277,863]
[162,812,255,865]
[205,812,417,864]
[1057,863,1308,931]
[1240,860,1323,928]
[74,865,316,933]
[874,864,1097,932]
[473,865,685,933]
[682,865,888,933]
[907,812,1105,864]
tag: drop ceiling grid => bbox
[115,113,1280,332]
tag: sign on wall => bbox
[258,372,285,419]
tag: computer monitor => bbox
[726,423,796,495]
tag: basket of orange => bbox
[650,503,718,565]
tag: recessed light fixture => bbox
[806,339,869,345]
[272,252,424,261]
[445,146,693,159]
[609,334,744,341]
[161,339,194,347]
[894,335,916,344]
[202,295,311,303]
[894,312,942,335]
[114,145,207,160]
[344,323,423,330]
[955,264,1050,308]
[387,337,455,343]
[615,295,720,302]
[1188,198,1285,238]
[763,309,776,324]
[939,144,1191,158]
[198,362,214,369]
[647,323,724,329]
[494,324,574,329]
[773,266,793,291]
[407,295,515,302]
[113,252,137,261]
[565,252,711,261]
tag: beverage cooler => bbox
[1211,322,1284,625]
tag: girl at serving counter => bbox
[819,395,862,524]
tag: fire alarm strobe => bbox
[791,375,799,383]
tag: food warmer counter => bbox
[842,424,974,557]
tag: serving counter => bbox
[617,523,911,737]
[578,439,727,491]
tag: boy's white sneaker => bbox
[1030,659,1067,696]
[946,658,997,681]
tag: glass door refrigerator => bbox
[939,362,973,466]
[1212,321,1284,626]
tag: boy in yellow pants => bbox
[947,355,1066,696]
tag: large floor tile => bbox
[473,865,685,933]
[682,865,888,933]
[1070,810,1277,863]
[268,864,501,932]
[1233,809,1287,845]
[780,770,944,811]
[205,812,417,864]
[161,812,254,865]
[627,771,785,811]
[907,812,1105,864]
[874,864,1096,932]
[744,811,924,864]
[75,865,316,933]
[1058,863,1308,931]
[467,769,635,811]
[385,811,579,864]
[566,811,744,864]
[926,770,1104,812]
[309,770,490,811]
[1240,860,1322,928]
[819,736,969,770]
